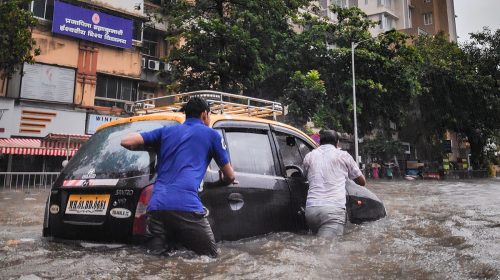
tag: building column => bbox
[75,44,99,107]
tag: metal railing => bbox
[133,90,284,120]
[0,172,60,190]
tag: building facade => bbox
[0,0,170,173]
[318,0,457,41]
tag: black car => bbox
[43,114,386,243]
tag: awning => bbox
[0,137,86,156]
[43,133,90,143]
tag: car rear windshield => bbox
[62,120,178,179]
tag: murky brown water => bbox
[1,179,499,280]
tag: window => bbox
[275,132,313,177]
[142,29,158,57]
[64,121,177,179]
[379,14,385,29]
[95,74,139,108]
[225,130,276,176]
[423,12,433,25]
[32,0,54,20]
[334,0,348,8]
[133,21,143,41]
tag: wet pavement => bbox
[1,179,499,280]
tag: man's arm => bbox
[121,133,145,150]
[219,163,236,185]
[345,152,366,186]
[353,175,366,186]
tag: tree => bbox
[305,6,420,140]
[282,70,326,127]
[163,0,310,95]
[0,0,39,79]
[362,136,404,162]
[414,31,500,168]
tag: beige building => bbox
[0,0,170,173]
[318,0,457,41]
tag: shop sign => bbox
[86,114,121,135]
[52,0,133,49]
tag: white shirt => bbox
[303,144,362,209]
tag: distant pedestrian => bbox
[386,163,393,179]
[372,162,380,179]
[303,129,366,237]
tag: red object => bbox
[133,184,154,235]
[0,136,88,156]
[310,133,320,144]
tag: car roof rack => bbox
[132,90,283,120]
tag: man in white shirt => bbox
[303,129,366,237]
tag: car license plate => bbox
[65,194,110,215]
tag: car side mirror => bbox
[285,165,304,178]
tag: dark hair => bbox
[320,129,339,146]
[182,97,210,118]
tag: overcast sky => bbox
[454,0,500,43]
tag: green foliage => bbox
[362,136,404,161]
[305,7,420,138]
[282,70,326,127]
[159,2,498,168]
[414,31,500,168]
[163,0,309,94]
[0,0,39,79]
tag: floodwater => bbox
[1,179,499,280]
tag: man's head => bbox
[183,97,211,125]
[319,129,339,147]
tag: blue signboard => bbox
[52,0,133,49]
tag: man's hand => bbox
[121,133,145,150]
[218,163,237,186]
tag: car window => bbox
[275,131,313,177]
[224,130,276,176]
[63,120,177,179]
[297,138,313,159]
[275,132,303,167]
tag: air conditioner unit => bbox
[148,59,160,71]
[141,58,146,69]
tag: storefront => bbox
[0,134,89,172]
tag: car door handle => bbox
[228,193,244,211]
[228,193,244,203]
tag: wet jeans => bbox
[146,210,217,257]
[305,206,346,238]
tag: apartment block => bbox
[318,0,457,41]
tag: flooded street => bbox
[1,179,499,280]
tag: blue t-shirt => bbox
[140,118,229,212]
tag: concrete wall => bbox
[32,26,80,69]
[89,0,144,17]
[97,47,141,77]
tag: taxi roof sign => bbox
[132,90,283,120]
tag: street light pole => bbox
[351,42,359,165]
[351,38,371,166]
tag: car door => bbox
[271,125,315,231]
[200,121,293,241]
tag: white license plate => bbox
[65,194,110,215]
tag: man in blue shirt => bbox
[121,97,235,257]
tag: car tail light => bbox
[133,184,153,235]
